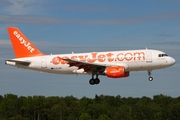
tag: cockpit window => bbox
[158,54,168,57]
[163,54,168,57]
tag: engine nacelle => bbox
[105,66,129,78]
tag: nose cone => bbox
[170,57,176,66]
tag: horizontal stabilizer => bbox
[5,59,31,66]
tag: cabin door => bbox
[41,57,47,68]
[146,51,152,63]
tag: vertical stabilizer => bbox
[7,27,44,58]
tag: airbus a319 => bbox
[5,27,176,85]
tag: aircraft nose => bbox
[170,57,176,65]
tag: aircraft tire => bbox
[95,78,100,84]
[89,79,95,85]
[148,77,153,81]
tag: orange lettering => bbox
[134,52,145,61]
[52,56,62,65]
[87,52,97,63]
[125,53,133,61]
[98,54,106,62]
[71,56,78,60]
[53,51,145,65]
[106,53,114,62]
[78,55,88,62]
[117,53,124,61]
[61,56,68,64]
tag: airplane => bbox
[5,27,176,85]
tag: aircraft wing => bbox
[63,58,128,72]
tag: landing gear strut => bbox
[148,70,153,81]
[89,74,100,85]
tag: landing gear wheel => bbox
[89,79,95,85]
[94,78,100,84]
[147,70,153,81]
[149,77,153,81]
[89,72,100,85]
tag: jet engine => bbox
[105,66,129,78]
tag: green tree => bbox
[79,113,91,120]
[0,94,19,119]
[170,102,180,120]
[0,94,179,120]
[98,114,110,120]
[153,94,174,120]
[51,97,66,120]
[64,96,80,119]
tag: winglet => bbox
[7,27,45,58]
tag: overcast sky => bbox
[0,0,179,98]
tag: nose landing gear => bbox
[148,70,153,81]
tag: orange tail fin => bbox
[7,27,45,58]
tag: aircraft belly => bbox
[46,63,78,74]
[127,61,153,71]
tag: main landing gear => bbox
[89,74,100,85]
[148,70,153,81]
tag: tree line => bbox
[0,94,179,120]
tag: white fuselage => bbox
[6,27,176,85]
[6,49,175,75]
